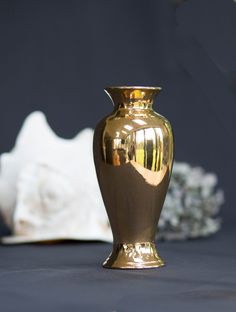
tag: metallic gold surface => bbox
[93,86,174,269]
[103,242,164,269]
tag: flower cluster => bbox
[158,162,224,240]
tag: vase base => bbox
[103,242,165,269]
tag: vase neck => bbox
[105,86,162,109]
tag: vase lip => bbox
[104,86,162,107]
[105,86,162,91]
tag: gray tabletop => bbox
[0,228,235,312]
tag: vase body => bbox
[93,86,174,269]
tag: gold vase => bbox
[93,86,174,269]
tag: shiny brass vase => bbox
[93,86,174,269]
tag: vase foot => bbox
[103,242,165,269]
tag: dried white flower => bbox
[158,162,224,240]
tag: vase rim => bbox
[105,86,162,91]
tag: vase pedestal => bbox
[103,242,165,269]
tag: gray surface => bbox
[0,228,235,312]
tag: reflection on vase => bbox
[104,126,171,186]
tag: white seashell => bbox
[0,111,112,244]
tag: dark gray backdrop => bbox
[0,2,236,312]
[0,0,235,230]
